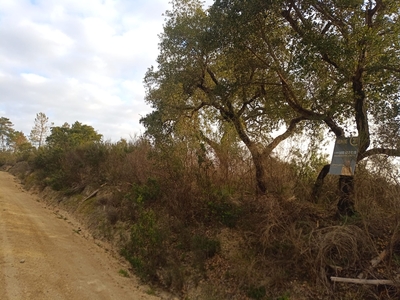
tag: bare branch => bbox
[312,2,348,36]
[358,148,400,161]
[206,67,219,85]
[331,276,395,286]
[238,91,261,116]
[321,22,332,35]
[324,117,344,137]
[367,0,384,27]
[264,116,306,154]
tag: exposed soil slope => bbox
[0,171,161,300]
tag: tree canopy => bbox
[9,131,32,153]
[46,121,102,149]
[142,0,400,193]
[209,0,400,159]
[0,117,14,151]
[30,112,52,148]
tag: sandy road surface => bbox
[0,171,162,300]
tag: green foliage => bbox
[118,269,130,278]
[8,131,33,153]
[120,208,165,281]
[132,178,161,204]
[145,0,400,198]
[45,170,66,191]
[191,234,220,259]
[276,294,290,300]
[46,121,102,149]
[246,285,266,300]
[0,151,16,166]
[31,122,104,191]
[0,117,14,151]
[206,187,241,227]
[191,234,221,271]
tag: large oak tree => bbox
[142,0,400,199]
[142,0,308,193]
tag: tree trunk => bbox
[312,165,355,216]
[252,150,268,194]
[312,164,330,202]
[337,175,355,217]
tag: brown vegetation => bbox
[3,137,400,300]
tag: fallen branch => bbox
[78,183,107,208]
[82,188,100,202]
[357,249,388,279]
[331,276,395,285]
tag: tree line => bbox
[0,113,101,153]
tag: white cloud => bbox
[0,0,213,141]
[21,73,48,83]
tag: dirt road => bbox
[0,171,163,300]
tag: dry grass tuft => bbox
[314,225,373,289]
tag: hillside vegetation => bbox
[2,0,400,299]
[2,136,400,300]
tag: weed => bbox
[118,269,130,278]
[246,285,266,299]
[106,207,119,225]
[146,288,156,295]
[207,200,241,227]
[191,234,221,272]
[392,254,400,266]
[276,294,290,300]
[206,188,241,227]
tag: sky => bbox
[0,0,213,142]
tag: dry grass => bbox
[8,138,400,299]
[314,225,373,288]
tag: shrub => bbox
[120,208,165,281]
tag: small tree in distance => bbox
[30,112,52,148]
[0,117,14,151]
[9,131,32,153]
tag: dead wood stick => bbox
[331,276,395,285]
[370,249,388,268]
[82,188,100,202]
[79,183,107,206]
[357,249,388,279]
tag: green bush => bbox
[206,187,241,227]
[0,151,17,166]
[120,208,165,281]
[192,235,221,259]
[246,285,266,300]
[132,177,161,203]
[191,234,221,271]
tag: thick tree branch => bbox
[353,52,370,155]
[321,21,332,35]
[264,116,306,154]
[366,0,384,28]
[278,76,326,121]
[358,148,400,161]
[323,117,344,137]
[238,91,261,116]
[281,9,303,36]
[312,2,348,36]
